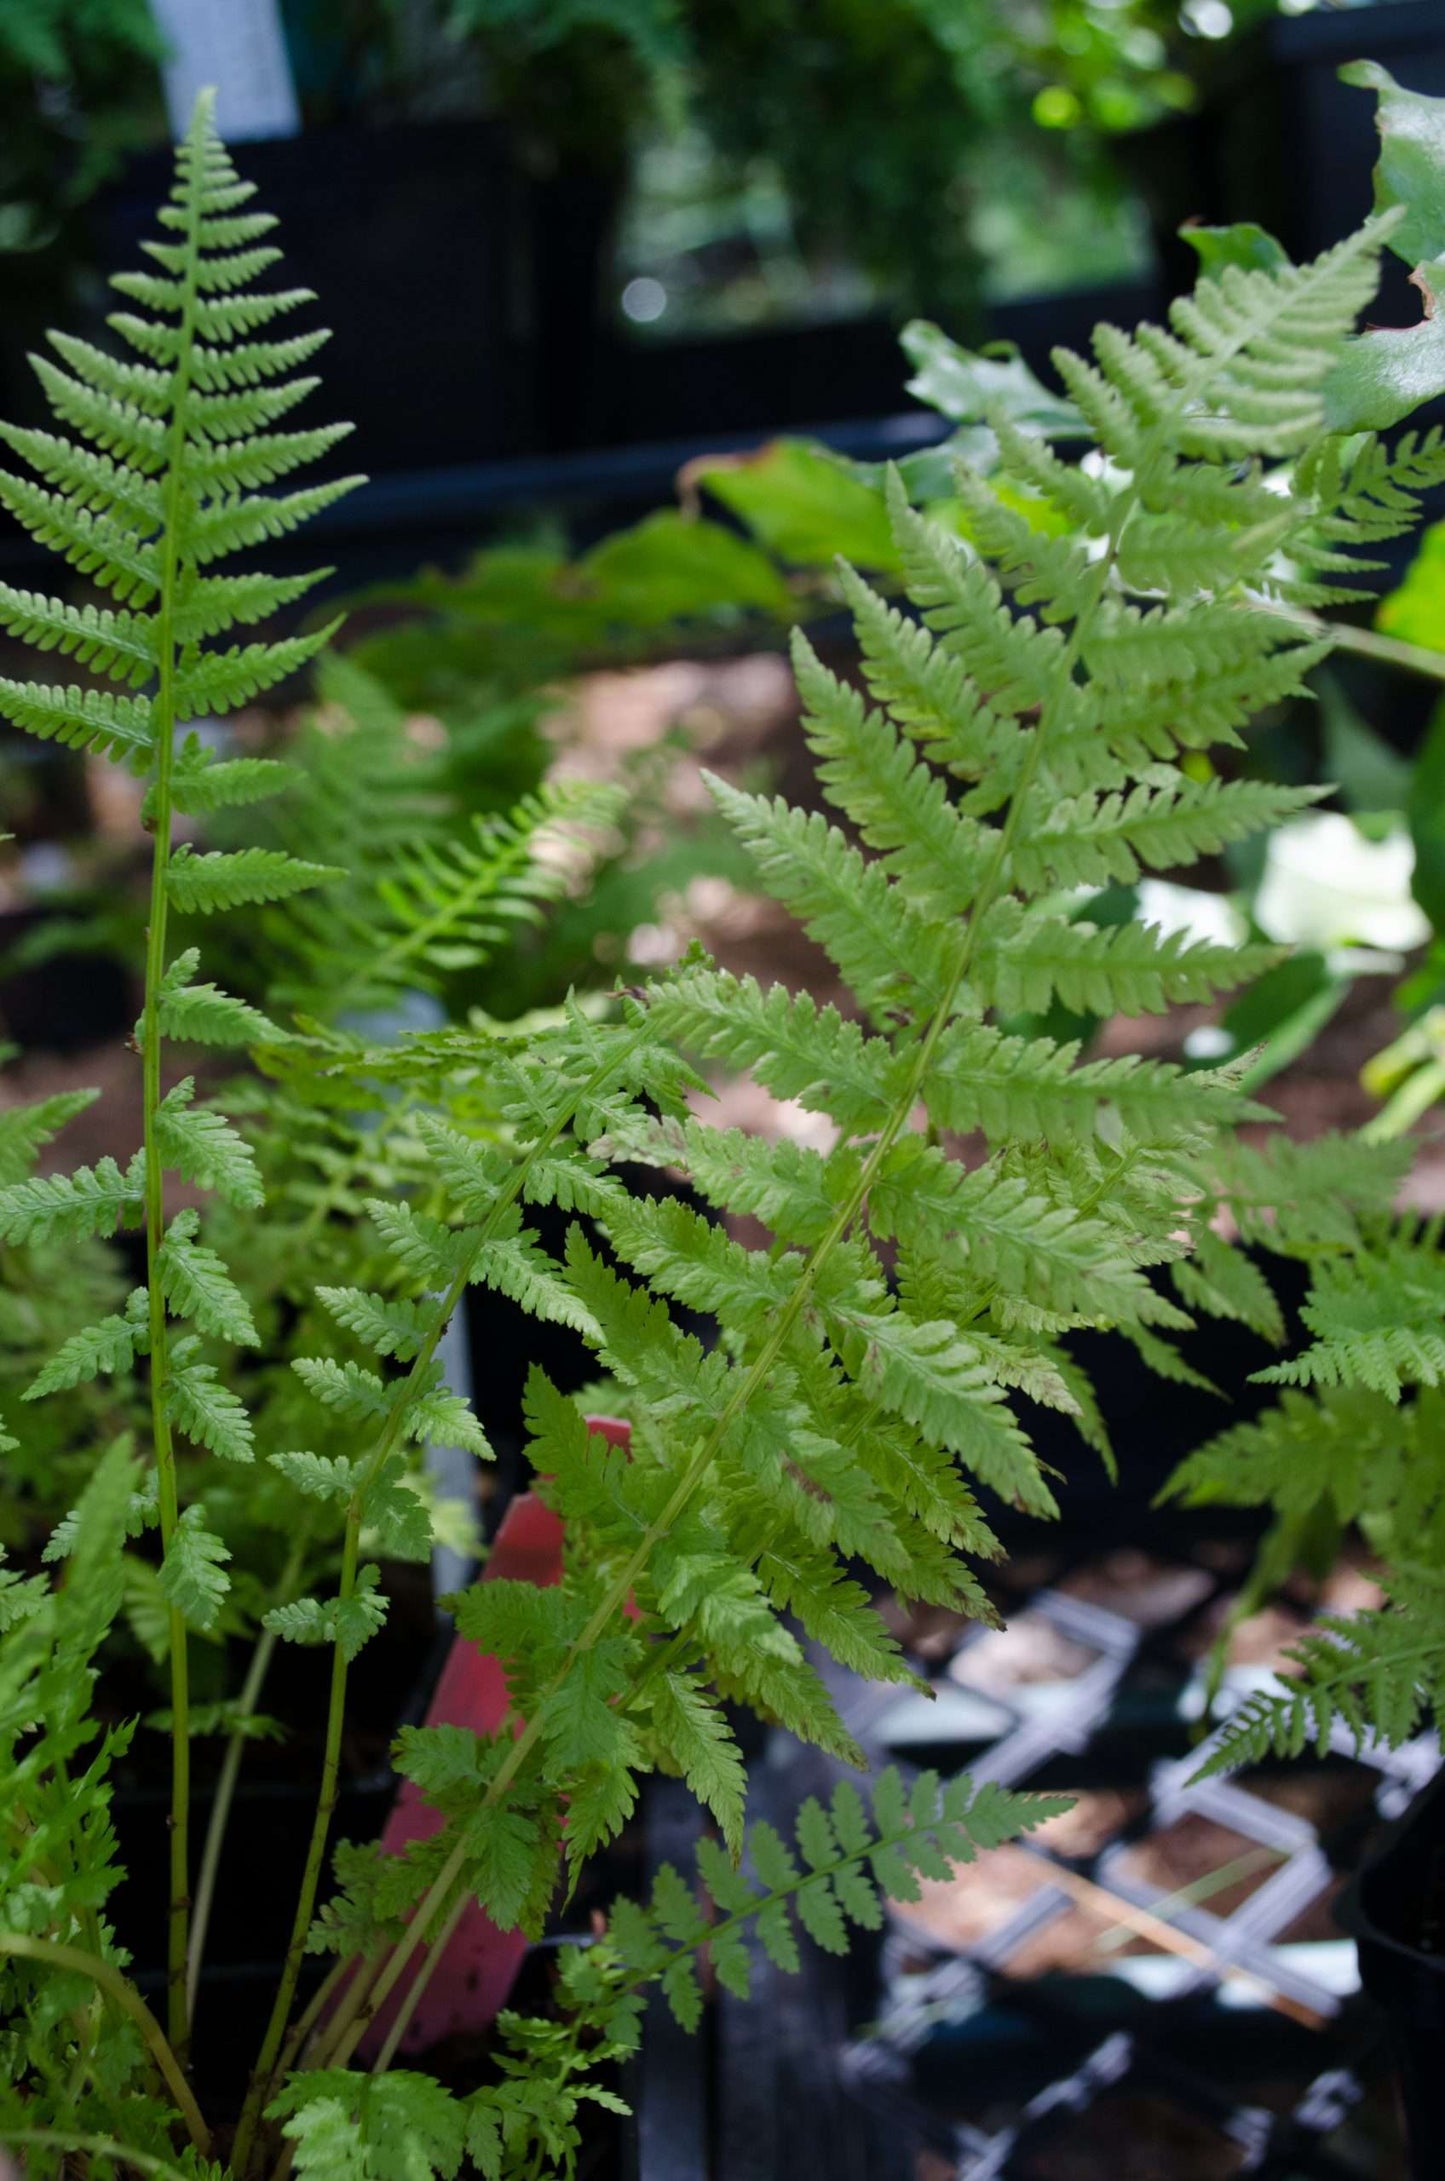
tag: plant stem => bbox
[187,1536,310,2017]
[369,1890,466,2074]
[1293,608,1445,684]
[235,1033,647,2171]
[233,1508,367,2174]
[141,145,204,2071]
[0,2133,199,2181]
[0,1934,209,2153]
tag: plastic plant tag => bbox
[358,1415,632,2060]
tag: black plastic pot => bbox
[0,905,133,1054]
[1120,0,1445,334]
[1344,1763,1445,2181]
[94,118,537,476]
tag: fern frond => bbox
[790,631,991,914]
[153,949,281,1046]
[157,1209,257,1344]
[602,1769,1069,2030]
[1198,1571,1445,1773]
[0,587,156,684]
[925,1023,1258,1144]
[647,968,904,1134]
[704,775,952,1018]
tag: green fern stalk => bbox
[0,1934,208,2153]
[136,103,210,2064]
[231,1022,649,2162]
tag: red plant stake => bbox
[358,1415,632,2059]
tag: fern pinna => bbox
[0,89,360,2068]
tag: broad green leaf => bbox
[700,438,900,572]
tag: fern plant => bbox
[0,87,362,2068]
[252,203,1445,2160]
[6,80,1445,2181]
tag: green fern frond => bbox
[601,1768,1069,2031]
[1198,1571,1445,1773]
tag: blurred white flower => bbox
[1252,811,1429,953]
[1134,877,1247,950]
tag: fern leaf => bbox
[24,1290,148,1400]
[157,1208,258,1344]
[0,1153,145,1244]
[0,1086,98,1185]
[790,629,990,914]
[166,1346,255,1462]
[0,470,160,602]
[825,1301,1051,1511]
[159,1504,231,1633]
[925,1023,1258,1144]
[292,1355,391,1423]
[264,1565,387,1660]
[706,773,953,1018]
[154,948,281,1046]
[168,742,298,816]
[172,566,328,642]
[156,1078,263,1206]
[975,902,1282,1016]
[648,968,904,1134]
[316,1286,429,1361]
[165,845,340,913]
[1010,778,1324,894]
[0,586,156,683]
[173,621,340,717]
[0,676,153,761]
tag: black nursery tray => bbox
[637,1530,1439,2181]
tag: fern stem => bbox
[1287,606,1445,685]
[187,1533,309,2017]
[140,130,206,2069]
[370,1890,466,2073]
[0,2133,197,2181]
[234,1505,367,2175]
[236,1030,649,2166]
[321,530,1133,2073]
[0,1934,210,2153]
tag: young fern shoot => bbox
[0,90,359,2055]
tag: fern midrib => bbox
[138,137,205,2066]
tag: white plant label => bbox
[150,0,301,143]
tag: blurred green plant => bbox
[0,0,165,257]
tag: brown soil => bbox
[950,1611,1102,1696]
[894,1843,1057,1951]
[1057,1551,1215,1628]
[1020,2093,1246,2179]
